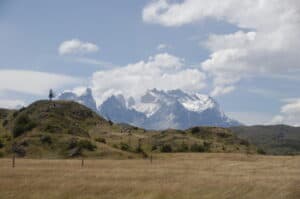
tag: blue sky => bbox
[1,0,300,126]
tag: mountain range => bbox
[58,88,240,130]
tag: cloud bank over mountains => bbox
[91,53,206,105]
[143,0,300,96]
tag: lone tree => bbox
[48,89,55,101]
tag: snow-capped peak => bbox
[132,89,218,116]
[58,88,240,130]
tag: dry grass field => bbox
[0,153,299,199]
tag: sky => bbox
[0,0,300,126]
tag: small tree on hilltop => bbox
[49,89,55,101]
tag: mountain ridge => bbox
[58,88,241,130]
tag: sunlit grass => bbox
[0,153,299,199]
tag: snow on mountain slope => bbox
[58,88,241,130]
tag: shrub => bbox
[240,139,250,146]
[177,142,189,152]
[2,119,8,127]
[257,148,266,155]
[78,140,97,151]
[151,145,158,151]
[160,144,172,153]
[203,141,212,151]
[191,127,201,134]
[13,115,36,137]
[40,135,52,144]
[67,139,97,151]
[190,143,205,152]
[120,142,130,151]
[0,139,4,148]
[95,137,106,143]
[0,151,4,158]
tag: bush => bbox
[95,137,106,143]
[240,139,250,146]
[13,115,36,137]
[177,142,189,152]
[257,148,266,155]
[78,140,97,151]
[0,139,4,148]
[191,127,201,134]
[2,119,8,127]
[151,145,158,151]
[40,135,52,144]
[0,151,4,158]
[190,143,205,152]
[160,144,173,153]
[203,141,211,151]
[67,139,97,151]
[120,142,130,151]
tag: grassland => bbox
[0,153,299,199]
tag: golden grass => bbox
[0,153,299,199]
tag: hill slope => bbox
[0,100,255,158]
[231,125,300,155]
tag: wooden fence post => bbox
[12,153,15,168]
[81,158,84,168]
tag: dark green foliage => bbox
[190,143,205,152]
[177,142,189,152]
[257,148,266,155]
[151,145,158,151]
[160,144,172,153]
[239,139,250,146]
[68,139,96,151]
[108,120,113,126]
[95,137,106,143]
[13,115,36,137]
[135,139,143,153]
[40,135,52,144]
[120,142,130,151]
[78,140,97,151]
[0,151,4,157]
[12,144,26,157]
[0,139,4,148]
[12,111,18,118]
[2,119,8,127]
[44,125,62,133]
[191,127,201,134]
[203,141,211,151]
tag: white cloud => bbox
[211,85,235,97]
[143,0,300,96]
[157,43,169,50]
[0,99,25,109]
[59,39,99,55]
[91,53,206,104]
[0,70,80,96]
[271,99,300,126]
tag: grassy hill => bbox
[0,100,256,158]
[231,125,300,155]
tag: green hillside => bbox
[0,100,256,158]
[231,125,300,155]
